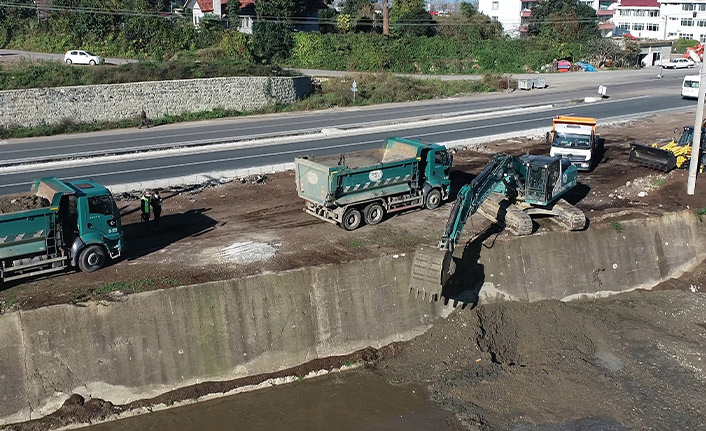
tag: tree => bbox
[390,0,435,37]
[252,21,294,62]
[528,0,599,42]
[437,3,501,41]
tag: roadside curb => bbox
[107,163,296,194]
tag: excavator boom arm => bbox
[438,154,515,253]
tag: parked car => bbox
[64,50,105,65]
[662,58,695,69]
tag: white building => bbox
[477,0,529,36]
[612,0,662,39]
[659,0,706,42]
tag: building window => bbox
[633,23,644,30]
[521,1,533,9]
[634,9,645,16]
[492,1,498,9]
[698,19,706,26]
[701,34,706,42]
[621,9,632,16]
[700,4,706,10]
[647,10,659,17]
[618,23,630,30]
[599,0,613,9]
[683,3,695,10]
[682,18,694,26]
[679,33,694,39]
[646,23,659,31]
[492,15,498,21]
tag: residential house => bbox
[612,0,661,38]
[184,0,226,26]
[185,0,328,33]
[658,0,706,42]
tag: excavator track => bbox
[549,199,586,231]
[476,193,533,236]
[409,246,454,301]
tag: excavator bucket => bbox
[629,143,678,172]
[409,246,455,301]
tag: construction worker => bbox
[150,190,163,229]
[140,191,151,229]
[139,107,149,129]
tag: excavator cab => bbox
[521,156,573,205]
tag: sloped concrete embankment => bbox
[449,210,706,303]
[0,257,447,425]
[1,211,704,425]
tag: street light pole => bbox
[688,58,705,195]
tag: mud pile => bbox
[381,290,706,431]
[0,195,49,214]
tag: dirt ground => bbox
[380,272,706,431]
[1,111,705,312]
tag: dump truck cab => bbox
[547,116,598,171]
[0,178,122,283]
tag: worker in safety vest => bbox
[140,191,151,229]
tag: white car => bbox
[662,58,695,69]
[64,50,105,66]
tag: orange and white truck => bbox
[546,116,599,171]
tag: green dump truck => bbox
[0,178,123,283]
[295,137,452,230]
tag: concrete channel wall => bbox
[0,210,704,425]
[0,76,312,128]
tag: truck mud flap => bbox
[409,246,454,301]
[629,143,677,172]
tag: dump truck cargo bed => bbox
[295,138,429,207]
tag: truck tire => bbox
[364,203,385,225]
[78,245,107,273]
[342,208,362,231]
[425,189,442,210]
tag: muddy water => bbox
[86,370,463,431]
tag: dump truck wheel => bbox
[342,208,362,231]
[425,189,442,210]
[364,203,384,225]
[78,245,106,273]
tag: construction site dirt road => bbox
[1,111,705,312]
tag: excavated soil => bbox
[0,194,49,214]
[380,277,706,430]
[1,111,705,312]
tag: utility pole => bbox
[688,55,705,195]
[382,0,389,34]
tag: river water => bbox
[85,369,464,431]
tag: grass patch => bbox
[0,59,292,91]
[610,222,624,232]
[4,295,18,308]
[351,239,364,248]
[292,73,502,111]
[650,177,667,188]
[695,208,706,221]
[95,278,156,295]
[161,277,181,286]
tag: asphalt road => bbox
[0,49,138,65]
[0,68,691,166]
[0,92,695,194]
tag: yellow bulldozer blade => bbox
[629,143,678,172]
[409,246,455,301]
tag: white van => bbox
[682,75,699,99]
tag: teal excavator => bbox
[410,153,586,299]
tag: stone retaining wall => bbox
[0,76,312,128]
